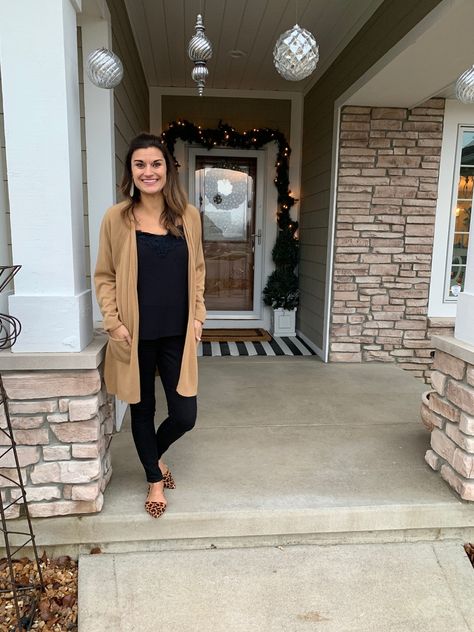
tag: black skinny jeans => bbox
[130,335,197,483]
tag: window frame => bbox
[444,125,473,301]
[428,100,474,317]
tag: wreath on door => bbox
[204,168,248,210]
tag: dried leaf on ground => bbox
[464,543,474,568]
[0,554,77,631]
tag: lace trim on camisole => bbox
[136,228,185,257]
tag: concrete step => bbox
[14,424,474,555]
[5,360,474,556]
[78,541,474,632]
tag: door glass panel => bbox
[447,130,473,297]
[195,157,256,312]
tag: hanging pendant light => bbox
[86,48,123,89]
[188,14,213,96]
[456,66,474,104]
[273,24,319,82]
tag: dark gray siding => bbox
[300,0,443,350]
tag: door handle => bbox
[251,229,262,246]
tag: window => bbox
[429,100,474,318]
[445,127,473,299]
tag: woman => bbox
[95,133,206,518]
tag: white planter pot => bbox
[272,308,296,337]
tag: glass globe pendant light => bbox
[273,24,319,82]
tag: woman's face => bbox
[131,147,167,197]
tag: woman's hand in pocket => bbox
[109,324,131,346]
[194,319,203,342]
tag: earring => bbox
[130,182,135,197]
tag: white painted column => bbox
[0,0,93,352]
[455,211,474,346]
[79,8,117,323]
[0,76,12,317]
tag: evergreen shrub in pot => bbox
[263,226,299,336]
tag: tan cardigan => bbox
[94,201,206,404]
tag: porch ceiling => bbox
[123,0,384,93]
[344,0,474,108]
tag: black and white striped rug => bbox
[197,336,316,357]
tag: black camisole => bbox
[136,228,189,339]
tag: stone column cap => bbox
[0,333,107,371]
[432,335,474,365]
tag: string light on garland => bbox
[86,48,123,89]
[161,119,298,232]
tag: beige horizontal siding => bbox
[107,0,149,194]
[0,72,12,316]
[162,96,291,140]
[77,28,90,289]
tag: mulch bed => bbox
[0,552,77,631]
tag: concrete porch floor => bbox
[18,357,474,555]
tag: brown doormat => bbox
[202,328,271,342]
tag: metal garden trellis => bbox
[0,265,45,631]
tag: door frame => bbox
[188,146,271,329]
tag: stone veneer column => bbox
[422,336,474,501]
[0,337,113,518]
[0,0,93,352]
[330,99,453,380]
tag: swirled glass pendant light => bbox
[86,48,123,89]
[456,66,474,104]
[188,14,213,96]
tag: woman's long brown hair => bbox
[120,133,188,236]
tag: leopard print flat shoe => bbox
[145,499,167,518]
[162,469,176,490]
[145,483,167,518]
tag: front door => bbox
[192,151,264,321]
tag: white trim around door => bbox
[188,147,269,329]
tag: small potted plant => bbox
[263,226,299,336]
